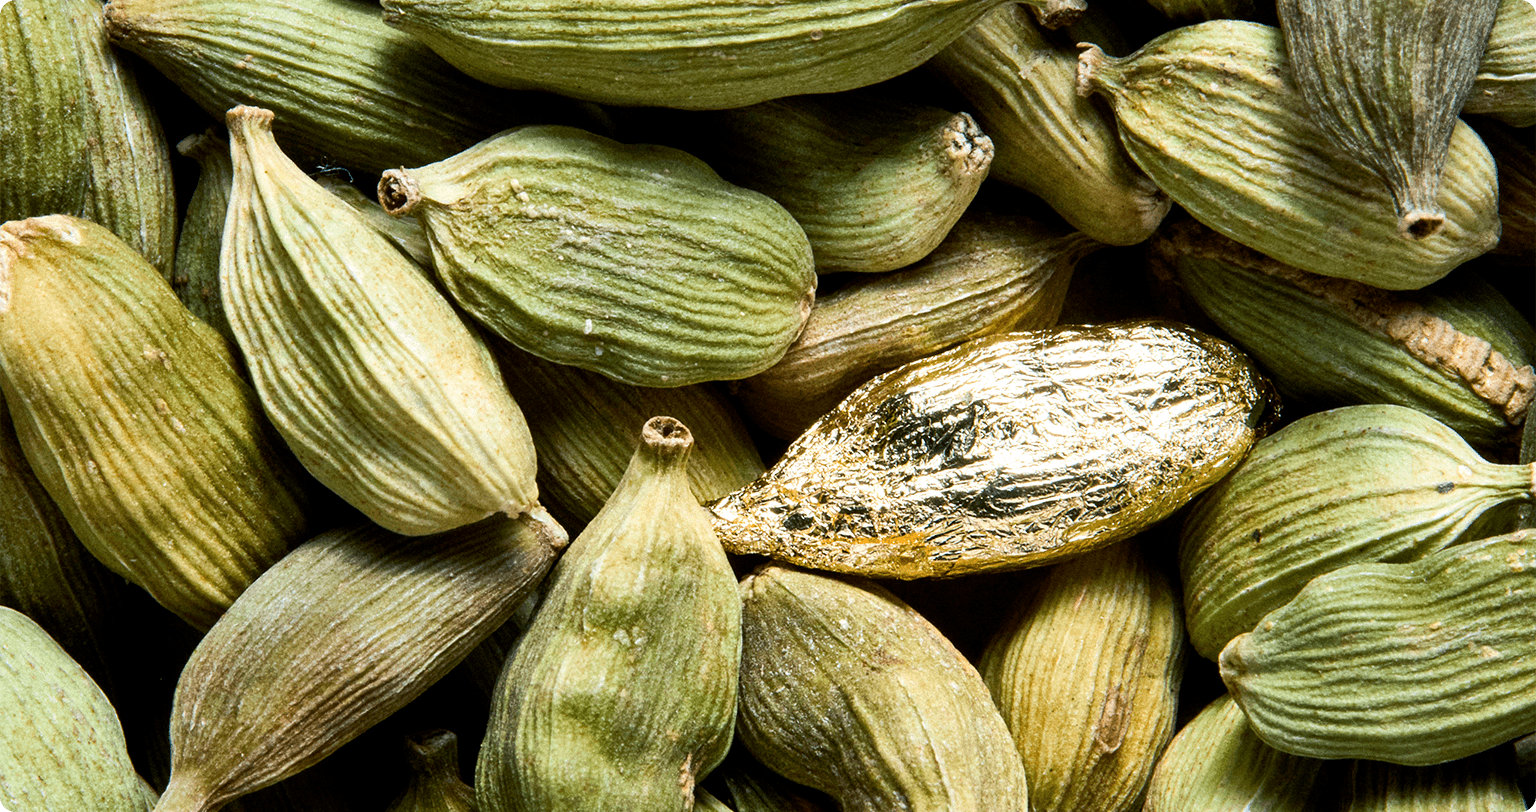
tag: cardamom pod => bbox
[1077,20,1501,289]
[378,125,817,388]
[172,130,236,347]
[385,730,478,812]
[1338,749,1525,812]
[1220,528,1536,765]
[711,320,1270,578]
[695,790,733,812]
[1477,118,1536,256]
[1181,404,1536,661]
[477,418,740,812]
[1464,0,1536,127]
[223,106,539,536]
[314,173,435,270]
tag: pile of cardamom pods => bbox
[2,0,1533,808]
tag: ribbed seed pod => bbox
[1277,0,1500,238]
[1221,528,1536,765]
[1477,119,1536,256]
[156,512,564,812]
[1181,404,1535,661]
[223,106,538,536]
[378,125,817,388]
[737,565,1030,812]
[172,130,235,346]
[1141,694,1326,812]
[978,541,1184,812]
[314,174,435,270]
[695,790,733,812]
[477,418,741,812]
[378,0,1012,109]
[734,212,1099,440]
[1339,749,1525,811]
[385,731,478,812]
[712,321,1270,578]
[1464,0,1536,127]
[492,342,764,529]
[1077,20,1501,289]
[1,0,176,277]
[0,606,154,812]
[1155,221,1535,452]
[929,5,1170,246]
[0,215,312,630]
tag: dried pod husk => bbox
[1077,20,1501,289]
[929,5,1171,246]
[1220,528,1536,765]
[477,418,741,812]
[978,541,1185,812]
[711,320,1270,579]
[0,606,154,811]
[1338,749,1525,811]
[377,0,1013,110]
[155,512,564,812]
[223,106,538,536]
[1464,0,1536,127]
[1,0,176,277]
[378,125,817,388]
[736,565,1030,812]
[733,212,1099,440]
[1155,221,1536,453]
[385,730,477,812]
[0,215,313,630]
[313,174,435,270]
[1475,118,1536,256]
[1276,0,1501,238]
[492,341,764,530]
[1141,694,1327,812]
[173,130,236,346]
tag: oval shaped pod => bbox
[223,106,538,536]
[1180,404,1535,661]
[1339,749,1525,812]
[1220,528,1536,765]
[1464,0,1536,127]
[379,125,816,388]
[737,565,1030,812]
[711,321,1270,578]
[477,418,740,812]
[155,512,563,812]
[172,131,236,347]
[1077,20,1501,289]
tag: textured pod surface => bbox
[1220,528,1536,765]
[1181,404,1535,661]
[737,565,1030,812]
[712,320,1270,578]
[1465,0,1536,127]
[1478,118,1536,256]
[0,215,312,630]
[1338,749,1526,812]
[172,131,235,347]
[477,418,741,812]
[930,5,1170,245]
[379,125,816,388]
[0,606,153,812]
[384,731,478,812]
[157,513,563,812]
[1078,20,1501,289]
[224,106,538,536]
[379,0,1011,109]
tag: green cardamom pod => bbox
[1465,0,1536,127]
[477,418,740,812]
[378,125,817,388]
[1338,749,1525,812]
[172,130,236,347]
[223,106,539,536]
[1077,20,1501,289]
[1477,118,1535,257]
[695,790,733,812]
[313,173,435,270]
[712,321,1270,578]
[1220,528,1536,765]
[385,730,478,812]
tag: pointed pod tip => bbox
[642,416,694,458]
[378,169,422,216]
[1076,44,1109,99]
[225,105,276,134]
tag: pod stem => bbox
[378,170,422,216]
[1076,44,1110,99]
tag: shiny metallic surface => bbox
[712,320,1272,578]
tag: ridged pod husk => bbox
[1154,221,1536,453]
[155,512,564,812]
[477,418,741,812]
[1077,20,1501,289]
[1181,404,1536,662]
[1477,119,1536,256]
[1276,0,1500,238]
[1,0,176,277]
[733,212,1099,440]
[1338,749,1525,811]
[377,0,1013,109]
[695,791,732,812]
[378,125,817,388]
[1464,0,1536,127]
[978,541,1185,812]
[0,606,154,811]
[1220,528,1536,765]
[172,130,235,347]
[1140,694,1327,812]
[385,731,478,812]
[929,5,1170,246]
[736,565,1030,812]
[492,342,764,530]
[313,174,435,270]
[223,106,539,536]
[0,214,312,630]
[711,321,1270,578]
